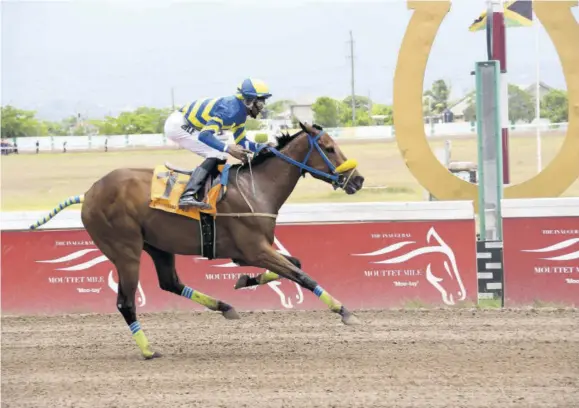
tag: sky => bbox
[1,0,576,120]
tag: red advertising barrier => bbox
[503,216,579,306]
[2,220,477,315]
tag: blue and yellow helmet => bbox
[237,78,272,100]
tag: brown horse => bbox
[29,122,365,359]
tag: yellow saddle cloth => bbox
[149,164,227,220]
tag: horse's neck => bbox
[248,143,307,213]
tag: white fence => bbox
[3,198,578,231]
[3,121,568,153]
[1,201,475,231]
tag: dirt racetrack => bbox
[2,308,578,408]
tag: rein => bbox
[222,128,357,219]
[256,130,356,190]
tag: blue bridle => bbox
[256,130,355,189]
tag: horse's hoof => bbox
[222,307,241,320]
[342,313,361,326]
[234,275,249,289]
[144,351,163,360]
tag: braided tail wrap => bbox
[29,194,85,230]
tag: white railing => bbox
[1,201,475,231]
[1,122,568,153]
[3,198,577,232]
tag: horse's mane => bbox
[231,124,323,169]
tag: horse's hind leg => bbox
[114,255,162,360]
[234,255,301,289]
[143,243,240,320]
[88,237,161,360]
[83,210,160,359]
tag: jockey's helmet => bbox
[237,78,272,100]
[237,78,272,119]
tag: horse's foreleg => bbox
[248,247,360,325]
[234,255,301,289]
[144,243,240,320]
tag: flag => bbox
[469,0,533,32]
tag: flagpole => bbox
[491,0,510,185]
[486,0,493,60]
[535,16,542,173]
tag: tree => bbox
[43,120,69,136]
[245,118,264,130]
[337,98,392,127]
[352,110,371,126]
[339,107,372,127]
[57,115,93,135]
[312,97,340,127]
[1,105,47,137]
[342,95,372,112]
[261,100,295,120]
[459,91,477,122]
[90,107,171,135]
[463,99,476,123]
[460,85,535,123]
[541,89,568,123]
[90,116,122,135]
[508,84,534,123]
[424,79,451,114]
[370,104,393,125]
[266,100,295,115]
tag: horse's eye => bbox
[326,146,335,154]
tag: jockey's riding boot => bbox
[178,158,219,210]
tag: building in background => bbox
[290,96,316,125]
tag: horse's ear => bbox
[298,121,307,133]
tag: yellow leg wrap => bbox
[258,271,280,285]
[191,291,218,310]
[316,286,343,313]
[132,330,155,358]
[181,286,219,310]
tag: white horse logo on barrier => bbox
[37,236,305,310]
[36,248,147,307]
[520,238,579,261]
[212,237,304,309]
[351,226,466,305]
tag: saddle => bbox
[149,162,231,219]
[149,162,232,260]
[164,161,227,202]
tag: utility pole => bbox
[348,30,356,123]
[171,87,175,110]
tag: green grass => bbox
[476,298,503,309]
[397,297,503,309]
[2,131,577,211]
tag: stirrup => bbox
[178,194,212,210]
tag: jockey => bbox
[164,78,272,209]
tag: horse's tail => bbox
[29,194,85,230]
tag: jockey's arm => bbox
[197,118,229,153]
[232,125,261,153]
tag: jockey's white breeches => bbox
[164,110,229,160]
